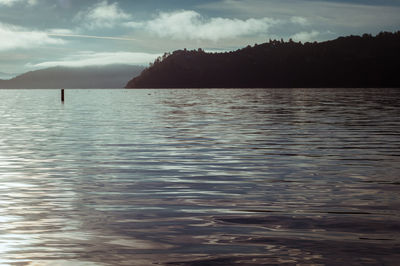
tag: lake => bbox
[0,88,399,265]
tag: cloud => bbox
[199,0,400,29]
[47,29,139,41]
[48,33,138,42]
[0,0,37,6]
[0,23,64,51]
[127,10,278,41]
[290,16,309,26]
[291,30,320,42]
[0,0,17,5]
[48,28,75,35]
[29,51,161,68]
[76,0,131,29]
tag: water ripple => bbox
[0,88,399,265]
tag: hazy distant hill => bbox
[0,72,18,80]
[126,31,400,88]
[0,65,144,89]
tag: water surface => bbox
[0,88,399,265]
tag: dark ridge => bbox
[0,65,144,89]
[126,31,400,88]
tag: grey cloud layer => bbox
[75,2,310,41]
[125,10,280,41]
[0,0,399,72]
[199,0,400,30]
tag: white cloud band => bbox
[30,51,161,68]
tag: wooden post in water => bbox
[61,89,64,102]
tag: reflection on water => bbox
[0,88,399,265]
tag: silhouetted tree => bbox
[126,31,400,88]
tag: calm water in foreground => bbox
[0,88,399,265]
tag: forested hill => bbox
[126,31,400,88]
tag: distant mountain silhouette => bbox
[0,65,144,89]
[126,31,400,88]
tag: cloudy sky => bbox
[1,0,400,75]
